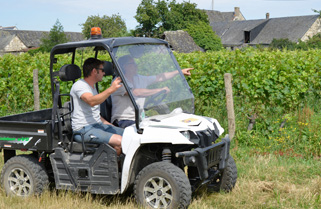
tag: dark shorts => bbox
[73,123,124,144]
[118,120,135,128]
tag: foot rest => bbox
[70,142,100,153]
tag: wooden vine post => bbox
[224,73,235,140]
[33,69,40,111]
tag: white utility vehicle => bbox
[0,28,237,208]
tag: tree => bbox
[134,0,220,50]
[40,19,69,52]
[81,14,127,39]
[134,0,209,37]
[161,0,209,31]
[134,0,160,37]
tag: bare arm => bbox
[132,87,170,97]
[155,68,193,82]
[81,77,122,107]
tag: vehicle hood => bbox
[139,110,224,145]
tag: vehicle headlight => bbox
[180,131,190,140]
[180,130,199,144]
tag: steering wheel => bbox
[144,89,168,108]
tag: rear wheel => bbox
[134,162,191,208]
[208,155,237,192]
[1,155,49,197]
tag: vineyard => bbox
[0,48,321,157]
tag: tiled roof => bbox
[210,15,320,46]
[205,10,235,22]
[251,15,320,45]
[163,30,203,53]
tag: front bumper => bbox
[175,135,230,180]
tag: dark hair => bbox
[83,58,104,78]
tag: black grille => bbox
[196,129,218,147]
[206,144,223,168]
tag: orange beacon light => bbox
[90,27,102,39]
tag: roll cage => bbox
[49,37,186,131]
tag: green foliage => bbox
[81,14,128,39]
[270,33,321,50]
[134,0,209,37]
[176,48,321,157]
[0,52,51,114]
[40,19,69,52]
[305,33,321,49]
[159,0,209,31]
[270,38,296,50]
[1,48,321,157]
[134,0,160,37]
[178,48,321,114]
[27,47,44,56]
[185,21,222,51]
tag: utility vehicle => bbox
[0,28,237,208]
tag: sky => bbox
[0,0,320,33]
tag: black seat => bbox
[59,64,82,82]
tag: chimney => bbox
[234,7,240,17]
[266,13,270,19]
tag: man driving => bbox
[111,55,193,128]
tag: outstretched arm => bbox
[132,87,170,97]
[156,68,193,82]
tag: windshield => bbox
[113,44,194,121]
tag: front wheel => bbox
[134,162,191,209]
[1,155,49,197]
[208,155,237,192]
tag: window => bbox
[244,31,250,43]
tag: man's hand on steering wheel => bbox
[144,86,170,108]
[161,87,170,94]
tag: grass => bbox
[0,145,320,209]
[0,102,320,208]
[206,101,321,159]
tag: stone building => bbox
[0,26,18,30]
[0,29,84,55]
